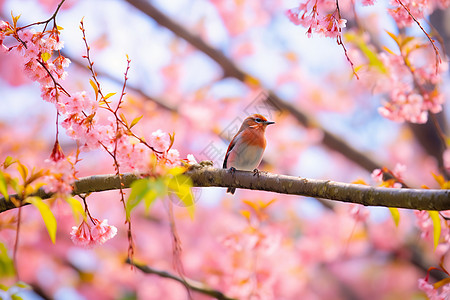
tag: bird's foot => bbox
[229,167,236,175]
[253,168,261,177]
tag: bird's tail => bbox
[227,187,236,194]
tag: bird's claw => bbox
[229,167,236,175]
[253,168,261,177]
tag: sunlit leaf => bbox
[385,30,400,47]
[0,172,8,201]
[382,46,396,55]
[11,294,23,300]
[27,197,57,244]
[14,281,30,289]
[119,112,128,128]
[388,207,400,227]
[66,197,86,223]
[428,211,441,249]
[41,52,51,62]
[104,92,116,100]
[3,156,15,168]
[259,199,277,209]
[352,178,368,185]
[144,178,166,211]
[26,169,45,186]
[130,115,143,129]
[11,12,21,28]
[89,79,98,100]
[431,173,450,189]
[240,209,251,220]
[126,179,150,220]
[168,166,187,176]
[0,242,15,277]
[345,32,386,73]
[167,174,195,219]
[242,200,259,212]
[244,75,260,87]
[434,277,450,289]
[16,162,28,183]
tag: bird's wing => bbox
[223,136,237,169]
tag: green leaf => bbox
[126,179,150,220]
[345,32,386,73]
[388,207,400,227]
[428,211,441,249]
[144,178,166,211]
[130,115,143,129]
[27,197,57,244]
[41,52,51,62]
[11,294,23,300]
[14,282,30,289]
[166,174,195,219]
[0,241,15,277]
[3,156,15,168]
[66,197,86,224]
[0,172,8,201]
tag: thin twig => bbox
[126,259,238,300]
[395,0,441,74]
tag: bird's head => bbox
[243,114,275,131]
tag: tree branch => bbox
[126,259,237,300]
[1,164,449,213]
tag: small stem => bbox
[395,0,441,74]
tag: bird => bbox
[223,114,275,194]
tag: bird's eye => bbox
[255,118,262,123]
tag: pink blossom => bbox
[91,219,118,245]
[165,149,180,167]
[70,219,117,248]
[443,149,450,171]
[285,8,303,26]
[361,0,376,5]
[186,154,197,165]
[348,204,370,222]
[414,210,433,240]
[149,129,171,152]
[393,163,406,181]
[70,221,94,248]
[286,3,346,39]
[43,156,75,195]
[417,277,450,300]
[371,168,383,183]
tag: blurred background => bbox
[1,0,449,299]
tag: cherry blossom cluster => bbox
[43,156,76,195]
[415,210,450,259]
[389,0,450,28]
[376,49,447,124]
[70,218,117,248]
[286,0,347,39]
[0,20,70,102]
[371,163,406,187]
[418,271,450,299]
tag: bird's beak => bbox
[263,121,275,125]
